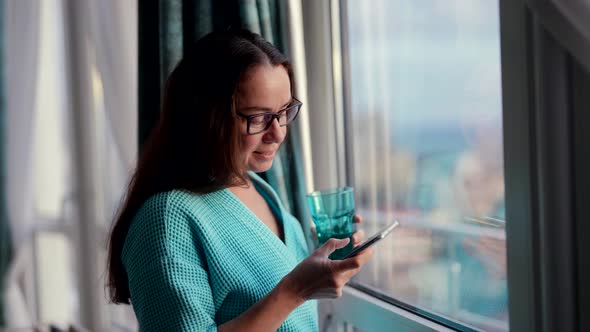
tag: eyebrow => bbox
[239,99,293,113]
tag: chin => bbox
[248,160,274,173]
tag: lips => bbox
[255,151,275,156]
[254,151,275,160]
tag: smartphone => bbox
[342,220,400,259]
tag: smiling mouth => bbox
[255,151,275,156]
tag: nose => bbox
[263,118,286,143]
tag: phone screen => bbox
[342,220,400,259]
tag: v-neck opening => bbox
[252,180,286,244]
[223,176,287,247]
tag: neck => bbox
[228,173,253,190]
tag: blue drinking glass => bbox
[307,187,355,260]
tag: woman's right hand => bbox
[279,238,374,301]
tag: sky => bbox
[345,0,503,131]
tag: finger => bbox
[352,229,365,246]
[317,238,350,257]
[352,247,375,267]
[332,257,361,272]
[332,248,373,271]
[310,225,317,236]
[310,289,340,299]
[353,247,375,266]
[354,215,362,224]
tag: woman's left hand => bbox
[351,215,365,248]
[309,214,366,247]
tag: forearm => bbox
[218,279,305,332]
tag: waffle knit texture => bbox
[122,171,318,331]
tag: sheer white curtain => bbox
[87,0,137,171]
[3,0,137,329]
[84,1,138,330]
[5,0,40,253]
[3,0,41,327]
[63,1,137,330]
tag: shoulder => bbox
[135,190,193,218]
[122,190,204,267]
[128,191,196,234]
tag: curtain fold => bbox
[1,0,42,326]
[138,0,309,223]
[4,0,40,251]
[86,0,138,223]
[87,0,138,171]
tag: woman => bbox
[107,29,373,331]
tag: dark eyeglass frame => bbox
[236,98,302,135]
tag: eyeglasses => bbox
[236,98,302,135]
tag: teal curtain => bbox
[138,0,311,227]
[0,0,13,325]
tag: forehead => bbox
[236,64,292,109]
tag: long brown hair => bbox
[107,29,294,304]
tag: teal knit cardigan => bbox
[122,172,318,331]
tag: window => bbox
[342,1,507,330]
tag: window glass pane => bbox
[344,1,507,330]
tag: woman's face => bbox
[236,64,291,173]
